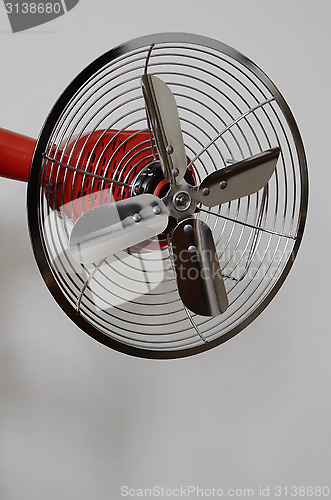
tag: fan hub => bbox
[162,180,199,222]
[172,190,191,211]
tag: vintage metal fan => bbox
[0,33,308,358]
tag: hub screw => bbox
[172,167,179,177]
[188,245,197,254]
[173,190,191,211]
[166,145,174,154]
[202,187,210,196]
[220,180,227,190]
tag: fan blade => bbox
[70,194,168,264]
[171,218,228,316]
[197,147,280,207]
[141,74,187,184]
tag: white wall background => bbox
[0,1,330,499]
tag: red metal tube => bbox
[0,128,36,182]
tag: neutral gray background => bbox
[0,1,330,499]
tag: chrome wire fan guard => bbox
[27,33,308,358]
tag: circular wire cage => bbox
[27,33,308,359]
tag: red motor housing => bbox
[0,127,163,222]
[0,128,195,250]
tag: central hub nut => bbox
[173,191,192,212]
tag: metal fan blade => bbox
[197,147,280,207]
[171,218,228,316]
[70,194,168,264]
[141,74,187,184]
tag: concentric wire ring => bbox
[27,33,308,358]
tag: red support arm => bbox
[0,128,36,182]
